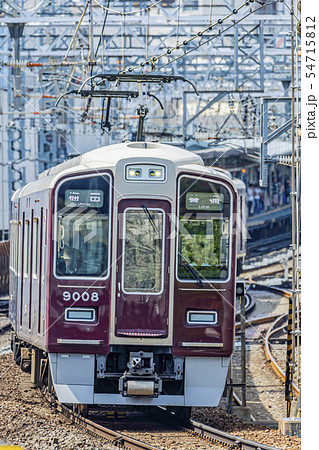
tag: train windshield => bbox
[55,175,110,278]
[122,208,164,293]
[178,177,231,282]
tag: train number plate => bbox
[62,291,99,302]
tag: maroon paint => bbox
[14,190,49,350]
[172,173,237,357]
[115,199,171,338]
[47,171,114,354]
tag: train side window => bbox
[33,218,39,279]
[55,174,110,278]
[18,221,22,277]
[24,219,30,277]
[177,176,232,282]
[9,220,13,271]
[14,222,18,274]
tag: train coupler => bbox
[119,351,162,397]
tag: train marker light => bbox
[186,311,218,325]
[65,308,95,322]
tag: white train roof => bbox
[38,142,203,179]
[15,142,234,198]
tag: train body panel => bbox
[9,142,240,408]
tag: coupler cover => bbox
[127,380,155,396]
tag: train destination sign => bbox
[185,192,224,211]
[65,189,104,208]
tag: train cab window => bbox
[123,208,164,293]
[177,177,231,282]
[55,175,110,278]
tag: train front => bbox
[47,142,237,410]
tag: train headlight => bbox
[125,164,166,181]
[149,168,163,178]
[127,168,142,179]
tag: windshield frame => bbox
[121,206,166,295]
[53,172,112,280]
[176,174,233,285]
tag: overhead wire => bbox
[95,0,111,59]
[120,0,280,75]
[93,0,163,16]
[120,0,253,74]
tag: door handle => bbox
[117,282,121,298]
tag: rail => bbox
[42,388,283,450]
[186,419,281,450]
[43,391,160,450]
[245,284,299,395]
[264,314,300,397]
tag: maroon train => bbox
[9,142,241,416]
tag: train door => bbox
[115,199,171,338]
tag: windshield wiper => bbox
[142,204,159,234]
[179,253,205,288]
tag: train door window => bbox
[55,174,111,278]
[177,177,232,282]
[33,218,39,279]
[122,208,164,294]
[24,219,30,277]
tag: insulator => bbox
[278,155,292,166]
[5,60,43,69]
[297,1,301,12]
[6,59,27,68]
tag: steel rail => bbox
[44,389,282,450]
[43,392,160,450]
[187,419,282,450]
[235,313,282,331]
[248,283,291,298]
[264,315,300,397]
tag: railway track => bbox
[0,295,298,448]
[264,314,300,398]
[244,283,300,399]
[41,389,282,450]
[44,392,158,450]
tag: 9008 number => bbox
[62,291,99,302]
